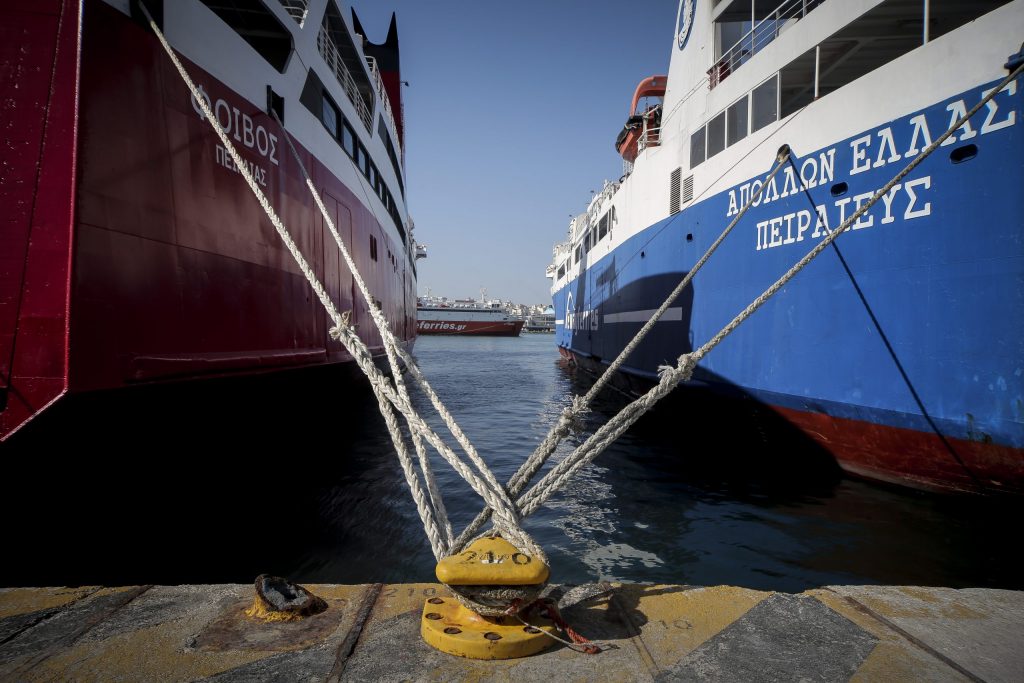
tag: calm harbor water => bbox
[3,333,1021,590]
[280,334,1021,592]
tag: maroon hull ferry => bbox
[1,0,420,440]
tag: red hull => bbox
[1,2,416,439]
[558,347,1023,495]
[417,319,524,336]
[775,406,1024,495]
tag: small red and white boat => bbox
[417,299,523,336]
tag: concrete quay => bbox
[1,582,1021,681]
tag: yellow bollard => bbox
[421,537,557,659]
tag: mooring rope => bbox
[451,145,794,552]
[142,0,1023,615]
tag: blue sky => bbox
[350,0,680,305]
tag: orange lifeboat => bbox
[615,75,667,163]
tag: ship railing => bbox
[638,125,661,153]
[317,26,373,130]
[709,0,825,89]
[366,56,402,157]
[276,0,309,26]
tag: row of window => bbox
[694,0,997,170]
[320,91,405,242]
[566,205,617,270]
[691,75,778,168]
[378,118,404,198]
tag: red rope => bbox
[504,597,601,654]
[538,599,601,654]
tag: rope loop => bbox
[558,395,588,434]
[656,352,697,387]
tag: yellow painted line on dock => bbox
[0,586,97,619]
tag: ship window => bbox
[751,75,778,133]
[358,143,370,177]
[372,164,383,197]
[726,95,749,146]
[378,116,404,197]
[557,264,565,279]
[690,126,706,168]
[780,49,816,118]
[370,234,378,261]
[707,110,726,159]
[321,93,339,138]
[341,121,356,157]
[574,245,582,264]
[368,163,377,188]
[198,0,293,73]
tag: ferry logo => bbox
[564,292,598,331]
[677,0,695,50]
[418,321,468,332]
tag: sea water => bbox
[3,334,1019,591]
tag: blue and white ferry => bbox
[548,0,1023,494]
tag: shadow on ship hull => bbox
[556,351,845,496]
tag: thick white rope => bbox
[457,66,884,545]
[269,108,528,549]
[267,111,542,558]
[451,148,793,552]
[139,5,549,563]
[269,110,454,549]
